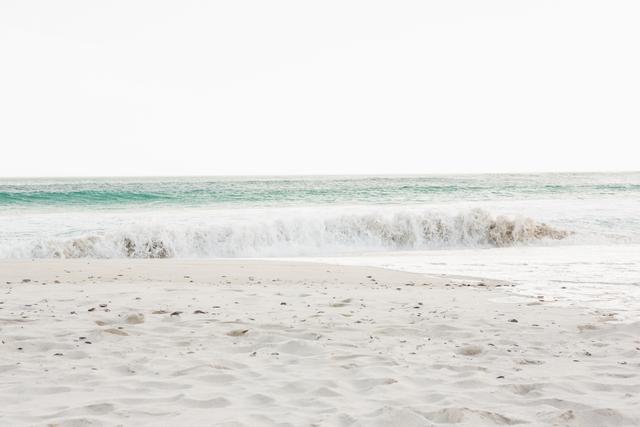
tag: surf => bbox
[1,208,569,259]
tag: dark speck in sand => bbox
[193,310,207,314]
[88,308,96,312]
[508,318,518,323]
[22,279,31,283]
[170,311,182,316]
[280,302,287,305]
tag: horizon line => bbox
[1,169,639,180]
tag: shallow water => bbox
[299,244,640,320]
[1,173,639,315]
[1,173,639,258]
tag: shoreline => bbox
[1,259,639,426]
[0,258,485,287]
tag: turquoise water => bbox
[3,172,638,317]
[2,172,639,209]
[0,172,639,259]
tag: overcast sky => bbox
[1,1,638,177]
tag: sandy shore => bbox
[1,260,639,426]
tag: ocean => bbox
[1,172,639,316]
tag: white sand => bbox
[1,259,639,426]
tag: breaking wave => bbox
[3,208,570,259]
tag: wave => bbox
[0,189,172,206]
[3,173,640,208]
[2,208,571,259]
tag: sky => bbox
[0,1,638,177]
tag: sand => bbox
[0,259,639,426]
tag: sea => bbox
[1,173,639,317]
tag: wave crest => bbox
[11,208,570,259]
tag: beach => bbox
[1,259,638,426]
[3,0,640,424]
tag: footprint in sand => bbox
[125,313,144,324]
[457,345,483,356]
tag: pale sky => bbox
[1,1,638,177]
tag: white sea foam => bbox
[0,208,570,259]
[302,244,640,320]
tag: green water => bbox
[1,172,639,209]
